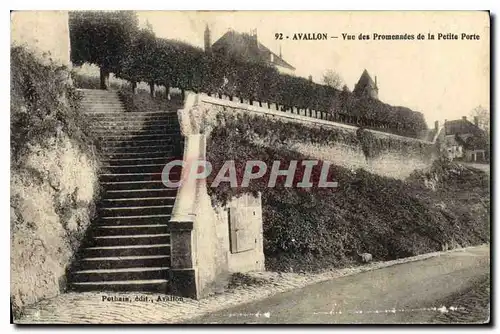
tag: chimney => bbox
[434,120,439,131]
[250,28,258,49]
[308,75,313,82]
[474,116,479,126]
[204,24,212,54]
[462,116,467,121]
[374,75,378,87]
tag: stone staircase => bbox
[67,89,183,293]
[79,88,126,113]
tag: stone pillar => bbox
[168,93,210,299]
[168,133,205,299]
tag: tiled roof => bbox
[212,30,295,70]
[444,119,487,150]
[354,69,377,89]
[445,119,484,136]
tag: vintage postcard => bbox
[10,10,490,324]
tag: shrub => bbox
[11,46,95,161]
[69,11,138,88]
[206,114,489,272]
[113,34,427,137]
[67,12,428,136]
[70,71,101,89]
[67,13,428,136]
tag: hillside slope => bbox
[206,116,490,272]
[10,46,99,316]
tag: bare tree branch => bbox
[321,70,344,90]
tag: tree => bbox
[321,70,344,90]
[69,11,139,89]
[469,105,490,136]
[119,27,157,95]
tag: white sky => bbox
[137,11,489,127]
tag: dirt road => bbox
[186,246,490,324]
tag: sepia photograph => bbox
[9,9,490,325]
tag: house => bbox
[353,69,379,100]
[437,116,488,162]
[204,25,295,74]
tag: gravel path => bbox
[14,245,489,324]
[430,276,490,324]
[186,245,490,324]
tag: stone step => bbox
[81,102,123,106]
[91,224,169,237]
[99,172,179,183]
[79,90,120,94]
[96,214,171,226]
[92,112,179,124]
[77,91,121,97]
[83,108,126,113]
[99,138,174,148]
[82,105,124,110]
[87,111,177,117]
[82,103,123,107]
[86,233,171,247]
[101,156,177,167]
[94,131,181,139]
[101,164,170,174]
[73,254,170,271]
[68,278,169,292]
[92,127,181,135]
[101,180,170,191]
[77,88,119,92]
[81,100,123,105]
[99,205,174,217]
[69,266,169,283]
[92,121,178,129]
[78,98,122,103]
[100,197,175,207]
[103,188,177,199]
[92,124,181,131]
[81,99,122,103]
[90,116,178,124]
[101,151,178,160]
[81,99,123,104]
[100,145,175,154]
[81,243,170,258]
[93,125,178,133]
[96,133,177,141]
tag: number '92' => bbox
[275,33,284,40]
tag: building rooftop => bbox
[212,30,295,71]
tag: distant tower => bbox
[353,69,379,100]
[204,24,212,54]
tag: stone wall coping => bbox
[198,93,435,145]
